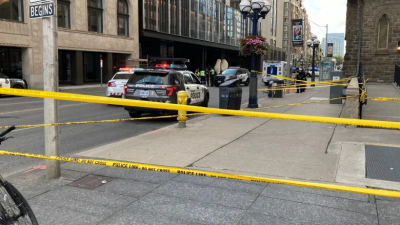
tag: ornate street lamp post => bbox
[306,35,320,86]
[239,0,271,108]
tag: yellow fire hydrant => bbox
[177,91,188,128]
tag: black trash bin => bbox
[219,79,242,110]
[268,79,284,98]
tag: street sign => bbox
[30,0,53,4]
[30,2,55,19]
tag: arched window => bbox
[58,0,70,28]
[88,0,103,33]
[117,0,129,36]
[0,0,23,22]
[378,15,389,49]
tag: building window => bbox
[284,40,287,46]
[378,15,389,49]
[284,25,287,31]
[58,0,70,28]
[0,0,23,22]
[117,0,129,36]
[284,2,289,8]
[284,10,288,16]
[88,0,103,33]
[284,33,287,38]
[284,18,288,23]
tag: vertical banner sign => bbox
[327,43,334,57]
[292,19,303,47]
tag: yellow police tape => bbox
[367,97,400,101]
[0,113,205,129]
[0,96,357,129]
[0,150,399,198]
[1,88,400,130]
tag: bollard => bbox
[177,91,188,128]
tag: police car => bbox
[123,68,209,118]
[0,72,27,89]
[106,68,142,97]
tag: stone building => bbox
[344,0,400,82]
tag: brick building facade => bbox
[344,0,400,82]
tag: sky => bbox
[303,0,347,42]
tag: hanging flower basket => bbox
[239,35,269,57]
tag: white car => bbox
[106,68,142,97]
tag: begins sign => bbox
[30,2,55,19]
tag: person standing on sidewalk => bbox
[299,69,307,93]
[205,67,211,86]
[209,66,215,87]
[199,69,206,84]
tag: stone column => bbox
[71,51,83,85]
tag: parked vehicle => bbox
[123,69,209,118]
[214,67,250,87]
[262,61,288,85]
[0,72,27,89]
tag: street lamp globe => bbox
[312,34,318,41]
[306,39,312,47]
[261,0,272,14]
[251,0,265,9]
[239,0,251,13]
[314,39,321,46]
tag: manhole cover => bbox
[365,145,400,182]
[68,175,113,190]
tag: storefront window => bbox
[158,0,168,33]
[170,0,179,35]
[143,0,157,30]
[0,48,22,79]
[0,0,23,22]
[190,0,198,38]
[181,0,189,37]
[212,0,219,43]
[206,0,212,41]
[88,0,103,33]
[199,0,206,40]
[117,0,129,36]
[219,4,226,44]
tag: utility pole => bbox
[287,0,292,78]
[42,3,60,179]
[325,24,328,61]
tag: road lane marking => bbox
[0,101,43,106]
[0,103,90,115]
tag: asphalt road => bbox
[0,82,268,177]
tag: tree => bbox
[333,54,343,65]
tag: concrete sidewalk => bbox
[7,161,400,225]
[4,82,400,224]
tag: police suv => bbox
[123,69,209,118]
[106,68,143,97]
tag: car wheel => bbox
[264,82,269,86]
[13,85,24,89]
[215,84,219,87]
[245,78,250,86]
[202,93,209,107]
[129,112,141,118]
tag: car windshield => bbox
[113,73,132,80]
[128,73,169,85]
[222,69,238,76]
